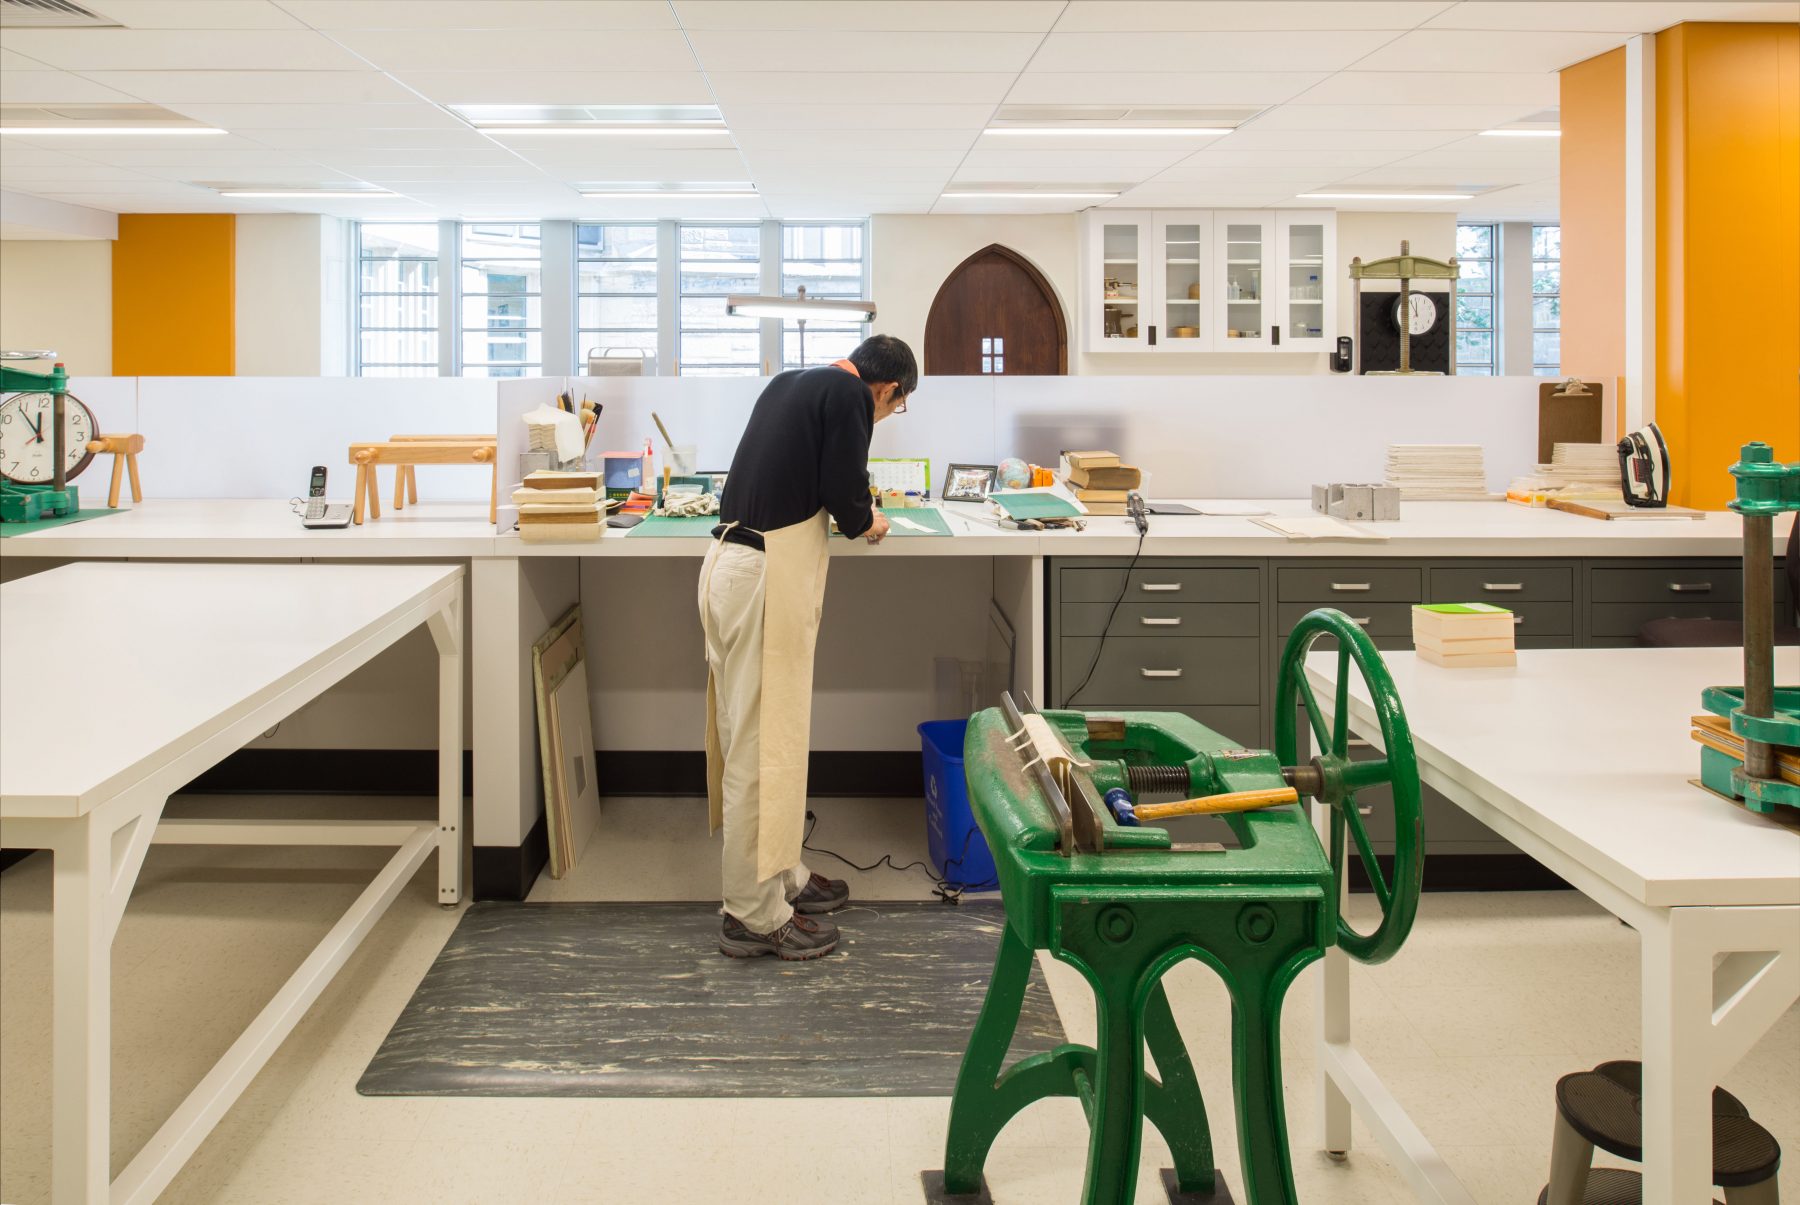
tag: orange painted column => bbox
[111,214,235,375]
[1655,23,1799,508]
[1559,47,1627,407]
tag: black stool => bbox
[1540,1060,1781,1204]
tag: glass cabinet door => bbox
[1277,212,1335,351]
[1155,212,1210,350]
[1090,212,1150,351]
[1213,212,1271,348]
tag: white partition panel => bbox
[137,376,497,500]
[63,376,139,443]
[990,374,1540,497]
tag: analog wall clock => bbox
[0,391,97,484]
[1390,293,1438,336]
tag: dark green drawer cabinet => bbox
[1430,564,1574,602]
[1591,565,1742,603]
[1060,601,1259,639]
[1058,636,1261,706]
[1060,565,1261,603]
[1276,601,1415,638]
[1277,564,1421,602]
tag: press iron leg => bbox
[942,923,1036,1194]
[1743,513,1777,782]
[1142,982,1216,1196]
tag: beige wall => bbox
[0,239,113,376]
[872,209,1457,376]
[236,214,349,376]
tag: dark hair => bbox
[847,334,918,396]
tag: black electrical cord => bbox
[802,810,997,905]
[1061,527,1148,706]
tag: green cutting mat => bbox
[878,506,952,537]
[0,507,120,538]
[990,490,1082,521]
[624,514,721,538]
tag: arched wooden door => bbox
[924,244,1068,376]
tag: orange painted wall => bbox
[111,214,235,375]
[1559,48,1627,401]
[1656,23,1800,508]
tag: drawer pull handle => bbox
[1482,582,1524,592]
[1141,668,1183,679]
[1669,582,1712,593]
[1330,582,1372,592]
[1514,614,1525,625]
[1140,616,1182,627]
[1141,582,1182,593]
[1351,616,1372,626]
[1358,806,1374,817]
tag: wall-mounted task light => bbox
[726,286,877,367]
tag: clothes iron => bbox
[1617,422,1671,508]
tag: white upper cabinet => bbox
[1081,208,1336,356]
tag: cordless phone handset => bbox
[305,465,328,520]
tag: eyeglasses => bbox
[892,392,908,415]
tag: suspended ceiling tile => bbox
[673,1,1065,31]
[1002,70,1326,106]
[1179,147,1415,168]
[1423,1,1800,31]
[708,72,1018,106]
[151,164,362,185]
[958,147,1196,170]
[327,29,700,73]
[0,162,161,181]
[732,129,978,153]
[249,127,494,149]
[307,147,526,168]
[510,150,753,178]
[1055,2,1450,31]
[0,70,145,105]
[742,148,969,170]
[1290,71,1563,107]
[391,71,715,107]
[1352,28,1632,73]
[1208,128,1464,151]
[1029,30,1397,72]
[280,0,676,28]
[719,103,997,131]
[1245,104,1532,131]
[1,47,48,69]
[1339,163,1548,186]
[0,28,365,71]
[686,30,1044,73]
[78,70,420,105]
[76,0,306,28]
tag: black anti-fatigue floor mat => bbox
[358,901,1064,1097]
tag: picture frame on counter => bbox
[944,463,999,502]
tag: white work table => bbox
[0,497,1768,560]
[1,562,464,1205]
[1304,646,1800,1205]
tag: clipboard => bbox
[1538,378,1605,463]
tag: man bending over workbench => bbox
[699,335,918,960]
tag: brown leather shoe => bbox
[718,911,840,960]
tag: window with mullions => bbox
[781,223,867,370]
[577,224,658,373]
[1454,223,1497,375]
[460,223,541,378]
[356,223,439,377]
[678,224,762,377]
[1532,224,1561,376]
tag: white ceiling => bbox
[1,0,1796,224]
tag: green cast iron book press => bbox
[933,610,1424,1205]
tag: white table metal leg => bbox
[427,587,465,905]
[1320,946,1353,1157]
[1640,904,1800,1205]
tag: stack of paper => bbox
[515,470,602,543]
[1384,444,1494,500]
[1535,443,1618,488]
[1064,450,1141,516]
[1412,603,1516,667]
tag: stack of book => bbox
[1411,602,1516,668]
[514,470,603,543]
[1064,450,1141,516]
[1384,444,1493,500]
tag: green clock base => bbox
[0,483,79,524]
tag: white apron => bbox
[703,508,832,881]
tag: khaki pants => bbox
[699,541,811,933]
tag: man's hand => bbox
[864,511,890,544]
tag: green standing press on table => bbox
[936,610,1425,1205]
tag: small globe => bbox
[997,458,1031,490]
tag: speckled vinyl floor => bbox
[1,793,1796,1205]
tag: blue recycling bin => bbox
[919,719,997,889]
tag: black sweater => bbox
[714,365,875,549]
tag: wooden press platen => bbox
[1000,692,1110,854]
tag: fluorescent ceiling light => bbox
[218,189,401,198]
[984,127,1230,137]
[580,189,757,199]
[1299,191,1474,201]
[483,126,726,136]
[1480,129,1560,137]
[942,191,1118,200]
[726,289,874,322]
[0,126,224,136]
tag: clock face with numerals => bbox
[1390,293,1438,336]
[0,391,97,484]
